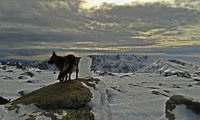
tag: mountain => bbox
[89,54,156,73]
[1,54,200,120]
[23,54,200,78]
[0,59,36,65]
[143,59,200,78]
[24,59,57,71]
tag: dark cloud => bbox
[91,3,199,31]
[0,0,200,60]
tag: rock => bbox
[120,74,131,78]
[1,66,6,70]
[151,91,168,97]
[18,91,25,96]
[18,76,26,79]
[165,95,200,120]
[7,62,26,69]
[175,71,191,78]
[193,77,200,81]
[0,96,10,105]
[5,70,14,73]
[20,72,34,77]
[3,76,12,80]
[163,71,191,78]
[98,72,116,76]
[26,80,35,83]
[12,79,93,110]
[63,110,94,120]
[196,82,200,86]
[18,90,30,96]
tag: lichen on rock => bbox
[166,95,200,120]
[12,79,93,110]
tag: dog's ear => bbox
[53,51,56,56]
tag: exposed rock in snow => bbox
[0,96,10,105]
[11,80,92,110]
[20,72,34,78]
[166,95,200,120]
[2,78,102,120]
[6,62,26,70]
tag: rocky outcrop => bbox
[12,79,92,110]
[63,110,94,120]
[0,96,10,105]
[20,72,34,77]
[163,71,191,78]
[6,62,26,70]
[5,78,101,120]
[166,95,200,120]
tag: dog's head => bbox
[48,51,57,65]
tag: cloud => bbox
[0,0,200,60]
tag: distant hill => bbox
[0,59,36,65]
[4,55,200,78]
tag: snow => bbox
[82,81,112,120]
[79,57,92,78]
[1,54,200,120]
[172,105,200,120]
[94,73,168,120]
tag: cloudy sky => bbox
[0,0,200,62]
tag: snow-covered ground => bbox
[1,54,200,120]
[93,72,200,120]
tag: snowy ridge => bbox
[25,59,57,71]
[1,55,200,119]
[6,54,199,79]
[88,54,200,78]
[143,59,200,78]
[24,54,200,78]
[83,81,112,120]
[89,54,156,73]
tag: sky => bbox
[0,0,200,63]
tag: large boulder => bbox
[12,79,92,110]
[3,78,102,120]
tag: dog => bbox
[48,51,80,82]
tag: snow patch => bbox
[79,57,92,78]
[172,105,200,120]
[82,81,112,120]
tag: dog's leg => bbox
[58,72,64,82]
[63,74,68,83]
[60,77,64,82]
[69,73,72,80]
[76,64,79,79]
